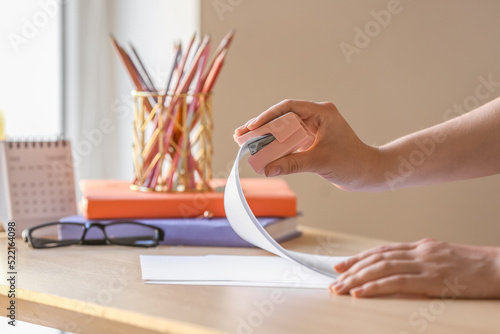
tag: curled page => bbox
[224,140,344,279]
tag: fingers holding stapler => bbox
[233,112,315,174]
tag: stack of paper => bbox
[141,255,346,288]
[140,137,349,288]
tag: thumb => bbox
[264,151,317,177]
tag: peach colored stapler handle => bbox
[234,112,315,174]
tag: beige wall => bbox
[202,0,500,246]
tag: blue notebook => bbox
[59,215,301,247]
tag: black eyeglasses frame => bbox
[22,221,165,249]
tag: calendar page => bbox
[0,140,77,234]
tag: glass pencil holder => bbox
[130,91,213,192]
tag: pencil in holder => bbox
[131,91,213,192]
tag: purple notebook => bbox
[59,215,301,247]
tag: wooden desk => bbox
[0,225,498,334]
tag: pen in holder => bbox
[131,91,213,192]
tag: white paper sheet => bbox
[139,138,348,288]
[224,139,347,279]
[141,255,346,288]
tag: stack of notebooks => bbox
[61,178,301,247]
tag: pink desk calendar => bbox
[0,139,77,234]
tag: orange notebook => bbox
[80,179,297,219]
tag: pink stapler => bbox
[234,112,315,174]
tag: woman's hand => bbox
[234,99,385,191]
[330,238,500,298]
[236,97,500,191]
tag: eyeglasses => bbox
[22,221,164,249]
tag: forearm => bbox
[371,97,500,191]
[236,98,500,192]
